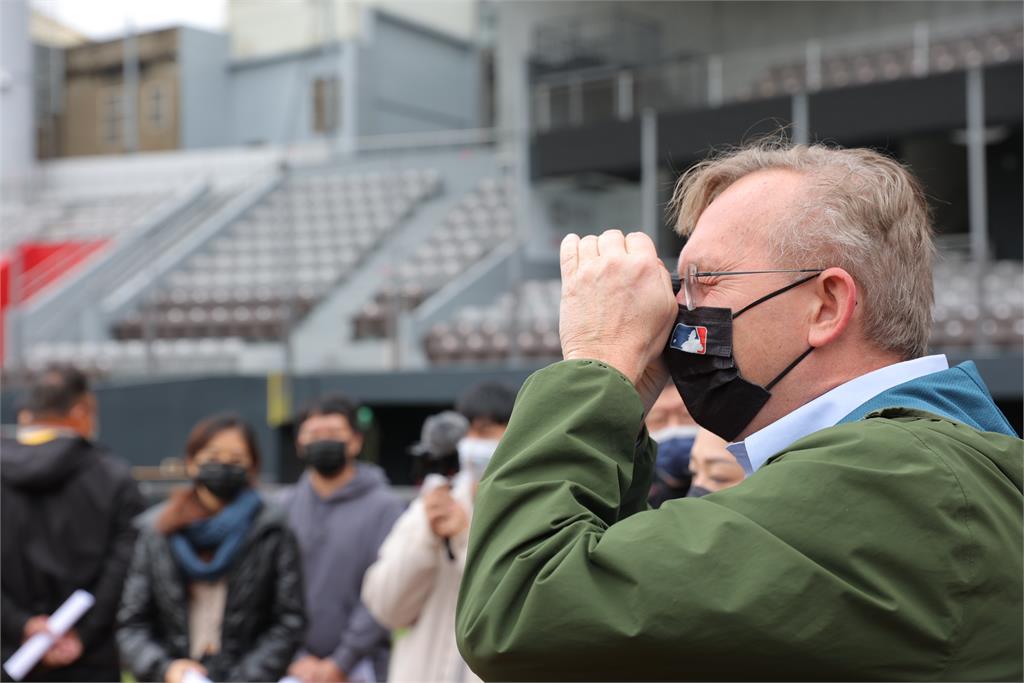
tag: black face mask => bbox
[196,462,250,502]
[303,440,349,477]
[648,471,694,509]
[686,485,712,498]
[665,274,818,443]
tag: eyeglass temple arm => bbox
[668,269,820,297]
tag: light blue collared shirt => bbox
[727,355,950,475]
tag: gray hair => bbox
[669,139,935,360]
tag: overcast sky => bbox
[32,0,227,40]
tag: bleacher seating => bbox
[424,280,561,365]
[17,338,246,378]
[422,260,1023,364]
[930,258,1024,349]
[112,168,441,342]
[353,177,515,339]
[13,258,1021,374]
[0,192,169,249]
[742,26,1022,100]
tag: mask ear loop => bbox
[732,272,822,319]
[731,271,820,391]
[765,347,814,391]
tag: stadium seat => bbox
[353,178,516,340]
[419,260,1022,365]
[113,167,442,342]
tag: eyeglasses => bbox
[672,263,825,310]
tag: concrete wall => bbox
[227,0,477,60]
[226,10,480,146]
[357,11,481,136]
[227,46,346,147]
[178,28,230,150]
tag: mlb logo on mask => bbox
[670,323,708,355]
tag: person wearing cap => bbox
[362,382,517,683]
[407,411,470,484]
[282,395,405,683]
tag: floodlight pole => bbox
[965,66,989,353]
[966,66,988,267]
[640,108,658,242]
[791,93,809,145]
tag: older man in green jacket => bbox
[455,142,1022,681]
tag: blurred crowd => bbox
[0,364,735,683]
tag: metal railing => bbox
[9,182,209,351]
[530,11,1023,132]
[101,172,284,322]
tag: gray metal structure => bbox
[0,0,34,181]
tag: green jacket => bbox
[455,360,1023,681]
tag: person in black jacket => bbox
[117,414,306,683]
[1,364,144,682]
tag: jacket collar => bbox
[727,355,950,474]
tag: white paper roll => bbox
[2,590,95,681]
[3,634,53,682]
[183,669,215,683]
[46,591,94,635]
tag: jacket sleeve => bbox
[78,469,144,650]
[116,533,175,683]
[361,500,442,630]
[331,496,405,674]
[227,527,307,682]
[453,360,961,681]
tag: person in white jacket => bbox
[361,382,517,683]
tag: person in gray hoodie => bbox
[282,395,405,683]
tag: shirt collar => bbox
[727,354,949,475]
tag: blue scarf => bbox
[169,489,262,581]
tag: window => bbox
[144,83,166,130]
[99,87,123,146]
[313,77,340,134]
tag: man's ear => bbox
[807,267,858,349]
[347,433,365,458]
[68,394,99,439]
[68,400,88,426]
[70,394,92,422]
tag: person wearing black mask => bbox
[644,384,698,507]
[456,141,1021,681]
[282,396,404,683]
[117,414,305,683]
[685,428,745,498]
